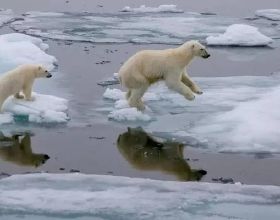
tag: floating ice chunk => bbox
[0,33,57,73]
[0,33,49,50]
[255,9,280,21]
[23,11,65,18]
[103,88,125,100]
[206,24,273,46]
[121,5,184,13]
[0,113,13,125]
[0,9,16,27]
[108,108,151,122]
[193,85,280,152]
[2,93,69,124]
[0,173,280,220]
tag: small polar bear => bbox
[118,40,210,110]
[0,64,52,112]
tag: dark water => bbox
[0,0,280,185]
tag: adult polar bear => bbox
[118,40,210,110]
[0,64,52,112]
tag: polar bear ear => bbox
[38,66,42,71]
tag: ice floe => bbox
[206,24,273,46]
[99,73,280,153]
[1,93,69,124]
[120,5,184,13]
[0,33,57,73]
[255,9,280,21]
[0,173,280,220]
[0,113,13,125]
[0,9,16,27]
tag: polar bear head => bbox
[189,40,210,59]
[182,40,210,58]
[35,65,52,78]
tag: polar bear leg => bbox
[126,89,132,100]
[14,92,24,99]
[23,83,35,101]
[128,86,148,111]
[0,100,4,113]
[181,72,203,95]
[166,75,195,101]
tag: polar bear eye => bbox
[45,70,48,73]
[200,48,204,51]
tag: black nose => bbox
[197,169,207,175]
[46,74,52,78]
[203,54,210,58]
[44,154,50,160]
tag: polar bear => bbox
[118,40,210,110]
[0,64,52,112]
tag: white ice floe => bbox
[0,173,280,220]
[0,9,15,27]
[121,5,184,13]
[192,85,280,153]
[0,33,57,73]
[206,24,273,46]
[108,108,151,122]
[255,9,280,21]
[103,88,163,122]
[23,11,65,18]
[100,73,280,153]
[1,93,69,124]
[0,113,13,125]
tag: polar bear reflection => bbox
[117,127,207,181]
[0,133,49,167]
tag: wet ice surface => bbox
[255,9,280,21]
[0,173,280,220]
[0,9,16,27]
[8,9,280,44]
[98,74,280,154]
[206,24,273,46]
[120,4,184,13]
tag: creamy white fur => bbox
[118,40,210,110]
[0,64,51,112]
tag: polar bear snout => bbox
[201,49,210,59]
[46,72,52,78]
[202,53,210,59]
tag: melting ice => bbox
[0,173,279,220]
[8,9,280,45]
[0,9,16,27]
[10,11,236,44]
